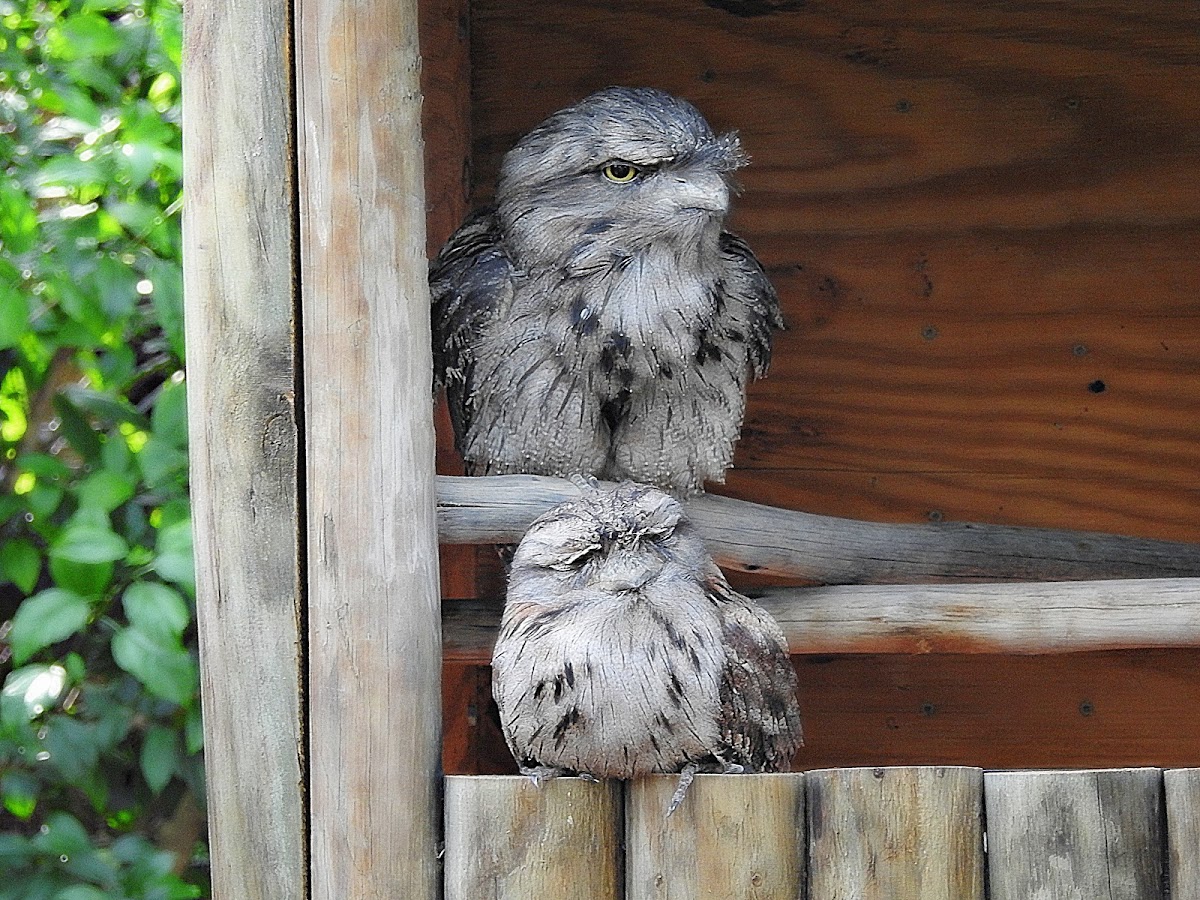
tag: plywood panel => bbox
[467,0,1200,544]
[443,649,1200,774]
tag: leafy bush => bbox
[0,0,205,896]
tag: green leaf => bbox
[140,725,179,793]
[51,392,103,461]
[41,715,99,782]
[48,556,113,599]
[151,377,187,448]
[136,434,188,488]
[1,664,68,723]
[147,257,184,359]
[9,590,90,664]
[0,538,41,593]
[153,518,194,591]
[0,833,33,870]
[52,887,109,900]
[100,431,132,474]
[0,179,39,254]
[185,701,204,754]
[122,582,189,641]
[111,627,197,705]
[49,14,123,59]
[0,283,28,350]
[1,770,39,820]
[76,469,136,512]
[51,524,129,565]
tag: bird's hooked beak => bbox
[668,168,731,215]
[590,551,662,594]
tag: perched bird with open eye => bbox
[431,87,783,496]
[491,480,802,812]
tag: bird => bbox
[430,86,783,496]
[491,479,802,813]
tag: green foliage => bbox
[0,0,204,895]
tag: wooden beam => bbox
[182,2,306,897]
[1165,769,1200,897]
[296,0,441,895]
[443,577,1200,662]
[436,474,1200,584]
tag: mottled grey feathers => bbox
[430,86,783,495]
[491,482,802,785]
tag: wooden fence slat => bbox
[1165,768,1200,899]
[985,768,1165,900]
[296,0,442,895]
[444,775,622,899]
[626,773,805,900]
[807,766,984,900]
[182,1,305,897]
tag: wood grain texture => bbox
[419,0,478,600]
[468,0,1200,545]
[296,0,442,895]
[806,766,984,899]
[626,774,805,900]
[985,768,1166,900]
[1165,768,1200,900]
[181,2,306,897]
[436,474,1200,584]
[443,775,622,900]
[442,577,1200,661]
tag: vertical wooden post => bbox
[806,766,984,900]
[296,0,442,895]
[183,2,306,898]
[1164,769,1200,898]
[626,773,805,900]
[985,768,1165,900]
[443,775,623,899]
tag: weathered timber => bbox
[985,768,1165,900]
[469,0,1200,545]
[442,577,1200,662]
[625,774,805,900]
[1165,769,1200,899]
[436,475,1200,584]
[443,776,622,900]
[296,0,441,895]
[806,766,984,899]
[182,2,305,897]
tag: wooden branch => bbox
[443,577,1200,662]
[437,474,1200,584]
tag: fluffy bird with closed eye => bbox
[491,481,802,812]
[431,87,782,496]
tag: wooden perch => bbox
[436,474,1200,585]
[442,578,1200,662]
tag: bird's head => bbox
[495,87,747,269]
[511,480,708,598]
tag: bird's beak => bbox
[591,554,660,593]
[669,169,730,215]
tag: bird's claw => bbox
[666,762,699,817]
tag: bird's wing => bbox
[705,564,803,771]
[717,230,784,379]
[429,208,516,440]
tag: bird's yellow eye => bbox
[601,162,639,184]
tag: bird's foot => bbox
[722,762,745,775]
[576,772,602,783]
[519,765,573,787]
[666,762,700,818]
